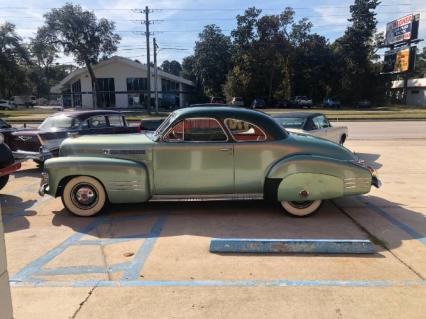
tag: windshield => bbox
[153,111,179,138]
[275,117,305,129]
[39,115,79,131]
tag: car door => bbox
[153,117,234,195]
[80,115,112,136]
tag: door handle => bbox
[219,147,232,152]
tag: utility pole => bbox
[144,6,151,114]
[153,37,159,114]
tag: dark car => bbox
[9,110,139,163]
[0,118,16,146]
[0,135,21,190]
[251,98,266,109]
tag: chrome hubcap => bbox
[71,184,98,209]
[288,201,314,209]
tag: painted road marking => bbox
[10,214,165,284]
[209,239,375,254]
[360,198,426,246]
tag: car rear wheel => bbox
[281,200,322,217]
[0,175,9,190]
[62,176,107,217]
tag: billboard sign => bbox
[382,46,416,74]
[384,14,420,46]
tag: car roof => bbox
[273,112,323,120]
[189,103,230,107]
[50,110,124,120]
[173,106,288,140]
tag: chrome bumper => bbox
[372,176,381,188]
[13,147,54,162]
[38,183,48,196]
[38,172,49,196]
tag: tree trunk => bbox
[86,61,97,108]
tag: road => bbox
[332,120,426,140]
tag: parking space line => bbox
[37,262,131,276]
[121,215,167,280]
[359,198,426,246]
[10,279,426,288]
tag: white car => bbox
[0,100,15,110]
[292,96,313,108]
[274,112,348,145]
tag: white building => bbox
[51,56,194,108]
[391,78,426,106]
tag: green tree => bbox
[39,3,120,107]
[333,0,381,102]
[161,59,182,76]
[0,22,31,98]
[193,25,232,97]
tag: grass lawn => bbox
[1,104,426,123]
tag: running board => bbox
[150,194,264,202]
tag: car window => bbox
[313,116,330,129]
[88,115,108,128]
[275,117,305,129]
[39,115,80,131]
[164,118,227,142]
[108,115,125,127]
[224,118,267,142]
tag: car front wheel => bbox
[62,176,107,217]
[281,200,322,217]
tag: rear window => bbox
[275,117,305,129]
[39,115,80,131]
[224,118,267,142]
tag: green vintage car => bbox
[39,107,380,217]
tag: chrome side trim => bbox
[150,193,264,202]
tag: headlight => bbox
[0,133,4,144]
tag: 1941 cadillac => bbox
[39,107,380,217]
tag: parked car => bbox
[9,110,139,164]
[251,98,266,109]
[0,100,15,110]
[210,97,225,104]
[0,118,16,146]
[291,96,313,108]
[0,134,21,191]
[322,97,341,108]
[40,107,380,217]
[10,95,36,107]
[273,112,348,145]
[230,97,244,107]
[357,99,372,108]
[271,99,289,108]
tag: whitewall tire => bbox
[281,200,322,217]
[62,176,107,217]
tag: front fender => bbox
[44,157,150,203]
[265,155,372,201]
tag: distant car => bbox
[0,100,15,110]
[357,99,372,108]
[0,135,21,191]
[251,98,266,109]
[9,110,139,163]
[322,98,341,108]
[210,97,225,104]
[230,97,244,107]
[292,96,313,108]
[271,99,289,108]
[273,112,348,145]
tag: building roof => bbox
[391,78,426,89]
[51,56,194,93]
[172,107,288,140]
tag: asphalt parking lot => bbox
[1,135,426,318]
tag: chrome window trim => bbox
[162,117,229,143]
[224,118,268,142]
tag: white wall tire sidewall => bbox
[62,176,106,217]
[281,200,322,217]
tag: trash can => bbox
[0,205,13,318]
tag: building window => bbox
[127,77,148,108]
[96,78,115,108]
[71,80,82,107]
[161,79,179,92]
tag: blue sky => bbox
[0,0,425,65]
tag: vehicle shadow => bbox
[0,194,37,233]
[354,152,382,170]
[12,166,42,179]
[49,195,425,256]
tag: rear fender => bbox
[44,157,150,203]
[265,155,372,201]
